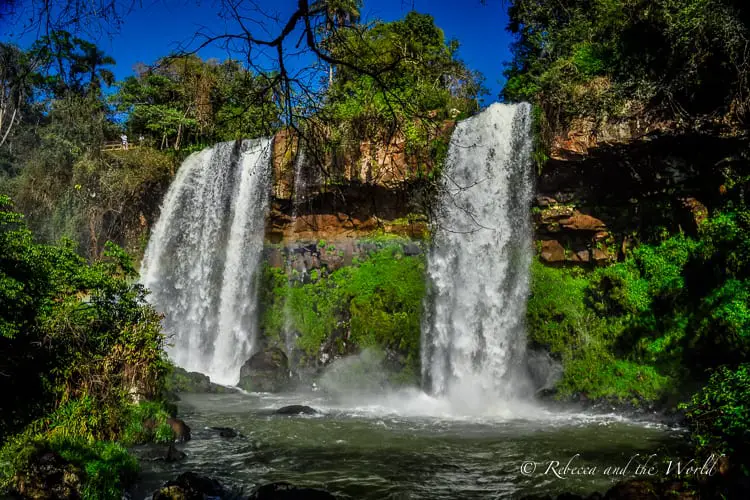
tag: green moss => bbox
[557,356,671,403]
[258,245,426,371]
[527,260,671,403]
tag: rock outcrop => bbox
[249,481,336,499]
[536,119,749,266]
[274,405,318,415]
[166,366,235,394]
[152,472,227,500]
[238,347,291,393]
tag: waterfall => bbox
[282,148,307,357]
[141,139,272,385]
[421,103,534,405]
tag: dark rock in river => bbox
[166,366,235,394]
[238,347,291,392]
[152,472,226,500]
[275,405,318,415]
[167,417,191,442]
[134,443,186,462]
[209,426,241,438]
[249,481,336,499]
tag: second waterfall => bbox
[421,103,535,405]
[141,139,272,385]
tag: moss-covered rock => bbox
[165,367,234,394]
[238,347,291,393]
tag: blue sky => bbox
[2,0,514,101]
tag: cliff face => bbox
[267,118,747,271]
[534,116,748,266]
[264,129,438,272]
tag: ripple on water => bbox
[130,391,688,500]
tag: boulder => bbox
[592,248,614,266]
[575,250,590,263]
[559,213,607,231]
[133,443,186,462]
[209,426,241,438]
[166,366,234,394]
[249,481,336,499]
[239,347,291,393]
[275,405,318,415]
[152,472,226,500]
[166,417,191,442]
[402,242,422,256]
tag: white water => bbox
[421,103,535,406]
[282,147,307,357]
[141,139,273,385]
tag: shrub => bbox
[682,364,750,461]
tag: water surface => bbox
[132,392,688,499]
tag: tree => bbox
[72,39,116,95]
[503,0,750,132]
[30,32,117,99]
[0,44,37,149]
[115,55,280,149]
[312,0,363,86]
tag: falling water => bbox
[141,139,273,385]
[282,147,307,357]
[421,103,534,406]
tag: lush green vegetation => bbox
[259,243,425,378]
[503,0,750,141]
[0,196,171,497]
[115,55,281,148]
[302,10,483,178]
[529,208,750,460]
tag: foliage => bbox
[0,196,168,441]
[557,356,671,403]
[0,434,138,500]
[259,243,426,373]
[305,11,484,173]
[682,364,750,461]
[503,0,750,140]
[530,208,750,408]
[526,261,669,403]
[121,401,174,446]
[115,56,280,149]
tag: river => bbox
[130,391,687,499]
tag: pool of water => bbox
[130,390,688,499]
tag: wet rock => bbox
[165,443,187,462]
[526,349,563,393]
[239,347,291,393]
[167,417,191,442]
[133,443,186,462]
[274,405,318,415]
[166,366,234,394]
[402,242,422,256]
[209,426,241,438]
[248,481,336,499]
[152,472,226,500]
